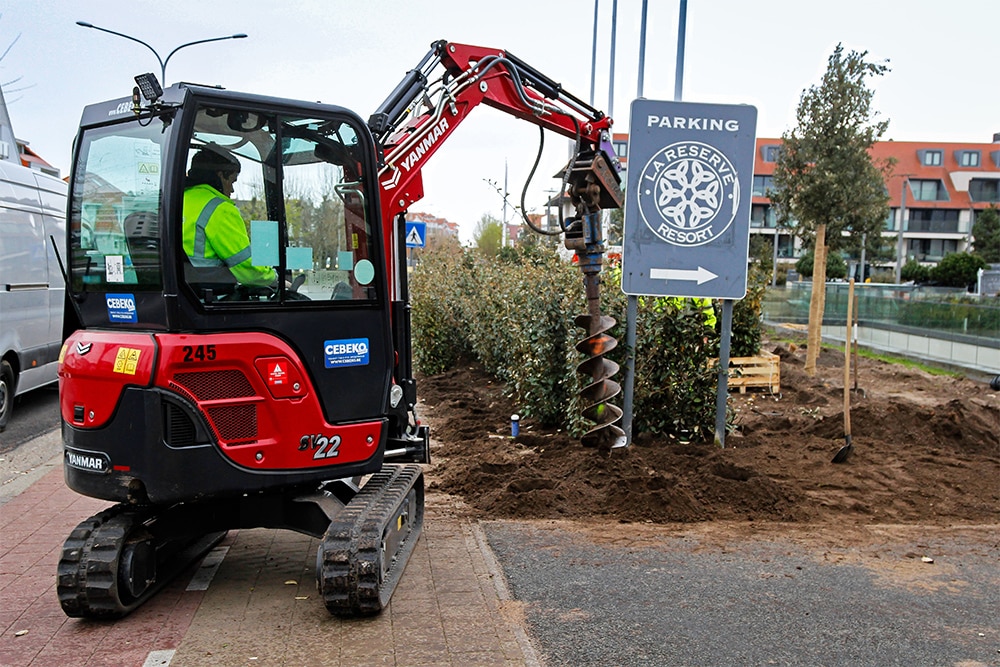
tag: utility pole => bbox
[895,177,909,283]
[503,159,509,246]
[589,0,599,107]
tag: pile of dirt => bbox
[419,340,999,527]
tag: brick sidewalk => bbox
[1,465,538,667]
[171,502,536,667]
[0,465,213,667]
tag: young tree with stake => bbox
[770,44,892,375]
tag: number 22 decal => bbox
[299,434,341,460]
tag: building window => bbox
[958,150,980,167]
[762,145,781,162]
[907,208,960,233]
[883,209,896,231]
[909,179,948,201]
[750,204,777,228]
[969,178,999,203]
[907,238,957,262]
[920,150,943,166]
[613,140,628,159]
[776,234,797,258]
[752,175,773,197]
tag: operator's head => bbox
[186,148,241,195]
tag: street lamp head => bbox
[76,21,248,83]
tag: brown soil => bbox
[419,339,1000,528]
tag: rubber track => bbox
[317,463,424,616]
[57,504,224,619]
[58,505,151,618]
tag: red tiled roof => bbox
[753,137,1000,210]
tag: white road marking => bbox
[186,545,229,591]
[142,649,176,666]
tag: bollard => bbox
[511,414,520,437]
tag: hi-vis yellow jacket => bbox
[183,184,276,287]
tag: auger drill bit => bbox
[564,150,627,450]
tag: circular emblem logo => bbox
[636,141,740,247]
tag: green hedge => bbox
[410,244,764,441]
[897,296,1000,336]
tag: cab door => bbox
[172,95,392,425]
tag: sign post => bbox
[621,99,757,446]
[405,220,427,269]
[622,100,757,298]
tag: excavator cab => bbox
[58,80,427,618]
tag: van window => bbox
[69,123,166,291]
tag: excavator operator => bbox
[183,148,277,288]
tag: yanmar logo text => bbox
[400,117,449,172]
[65,449,111,474]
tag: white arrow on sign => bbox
[649,266,718,284]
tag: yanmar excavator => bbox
[57,39,623,618]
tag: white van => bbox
[0,159,67,431]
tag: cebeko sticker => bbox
[106,293,138,322]
[324,338,369,368]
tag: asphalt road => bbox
[482,520,1000,667]
[0,383,59,455]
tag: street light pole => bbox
[895,177,909,283]
[76,21,246,83]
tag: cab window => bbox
[184,105,378,303]
[69,124,166,291]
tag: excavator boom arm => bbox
[371,39,626,451]
[371,40,621,225]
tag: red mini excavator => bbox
[56,39,623,618]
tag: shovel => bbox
[833,278,855,463]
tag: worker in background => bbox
[183,148,277,287]
[667,296,717,330]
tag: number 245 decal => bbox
[182,345,216,362]
[299,433,341,460]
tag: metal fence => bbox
[762,281,1000,373]
[763,281,1000,345]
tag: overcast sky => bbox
[2,0,997,242]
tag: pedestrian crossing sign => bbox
[405,221,426,248]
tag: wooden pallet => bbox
[711,351,781,394]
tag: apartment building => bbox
[751,135,1000,268]
[610,132,1000,269]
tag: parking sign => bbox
[622,99,757,299]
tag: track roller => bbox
[317,463,424,616]
[57,505,225,619]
